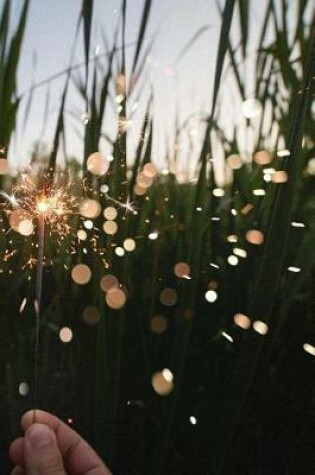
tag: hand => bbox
[9,409,112,474]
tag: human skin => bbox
[9,409,112,474]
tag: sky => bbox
[9,0,220,171]
[5,0,312,178]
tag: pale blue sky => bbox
[5,0,311,178]
[10,1,219,169]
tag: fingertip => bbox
[9,437,24,468]
[21,409,57,431]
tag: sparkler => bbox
[1,171,79,419]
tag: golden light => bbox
[205,290,218,303]
[150,315,168,334]
[234,313,251,329]
[18,382,29,396]
[152,370,174,396]
[103,220,118,235]
[253,189,266,196]
[277,149,290,158]
[213,188,225,197]
[253,320,269,335]
[148,231,159,240]
[59,326,73,343]
[71,264,92,285]
[115,246,125,257]
[100,274,119,292]
[233,248,247,258]
[84,219,93,229]
[82,306,100,325]
[77,229,88,241]
[227,255,239,266]
[246,229,264,245]
[106,287,127,309]
[123,238,136,252]
[159,288,178,306]
[80,199,101,219]
[103,206,118,220]
[18,219,34,236]
[37,197,50,213]
[253,150,272,165]
[87,152,109,177]
[303,343,315,356]
[227,234,238,243]
[162,368,174,382]
[174,262,190,278]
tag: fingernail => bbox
[26,424,53,449]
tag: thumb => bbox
[24,423,66,474]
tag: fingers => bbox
[21,410,111,474]
[9,437,24,468]
[24,423,66,474]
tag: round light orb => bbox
[87,152,109,177]
[100,184,109,194]
[103,220,118,235]
[100,274,119,292]
[103,206,118,220]
[246,229,264,245]
[84,220,94,230]
[205,290,218,303]
[80,199,101,219]
[152,370,174,396]
[106,287,127,309]
[150,315,168,334]
[115,246,125,257]
[71,264,92,285]
[253,320,269,335]
[234,313,251,329]
[228,255,239,266]
[174,262,190,278]
[159,288,178,306]
[123,238,136,252]
[77,229,88,241]
[19,382,29,396]
[59,326,73,343]
[18,219,34,236]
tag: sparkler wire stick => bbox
[33,212,45,423]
